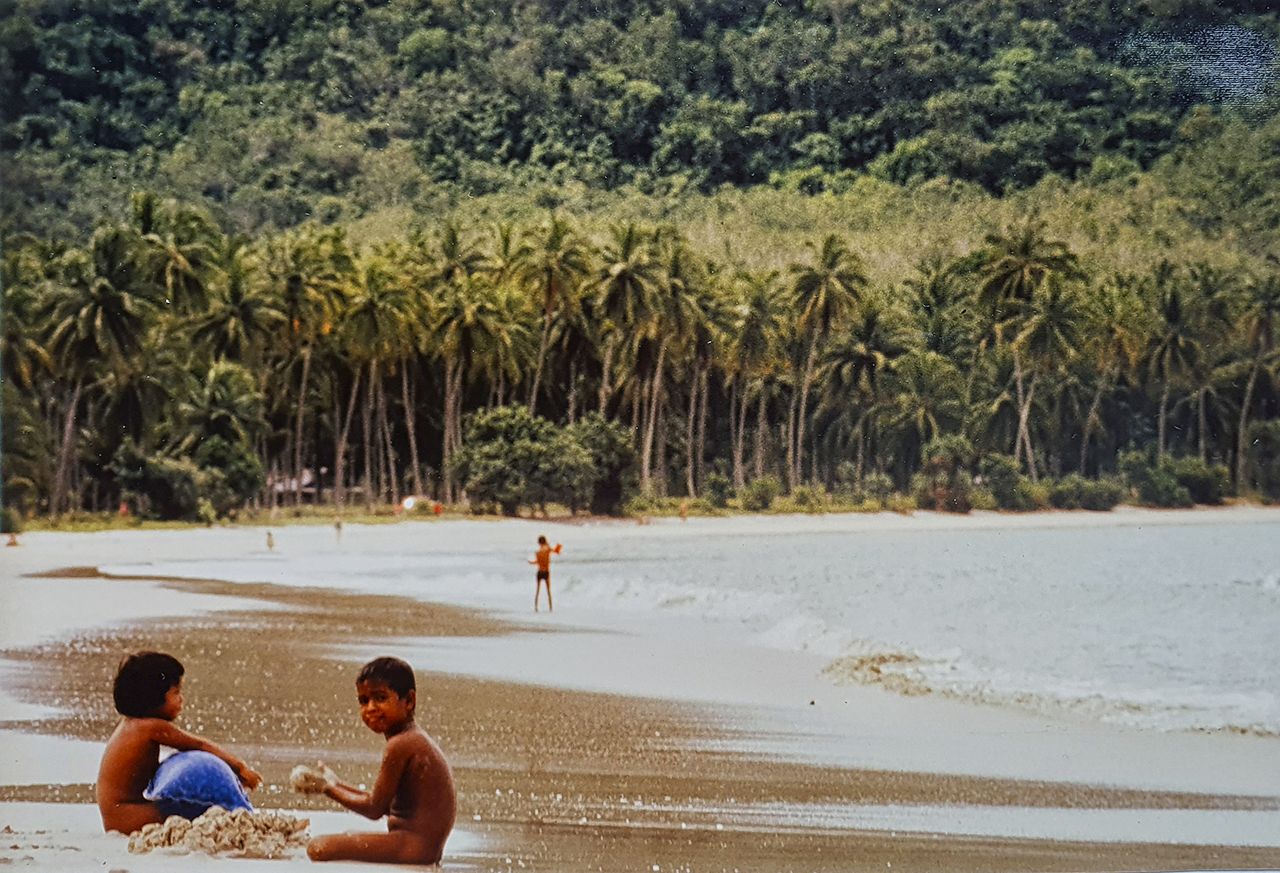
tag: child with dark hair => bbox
[304,656,456,865]
[96,651,262,834]
[529,535,562,612]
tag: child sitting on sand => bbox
[304,656,456,865]
[96,651,262,834]
[529,535,562,612]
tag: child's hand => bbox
[290,763,331,795]
[239,766,263,790]
[317,762,339,789]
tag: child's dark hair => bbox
[357,656,416,698]
[538,535,547,544]
[113,651,184,717]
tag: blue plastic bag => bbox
[144,750,254,820]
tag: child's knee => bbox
[307,837,333,861]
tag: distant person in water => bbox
[96,651,262,834]
[529,535,562,612]
[305,657,456,865]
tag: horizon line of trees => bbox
[4,191,1280,521]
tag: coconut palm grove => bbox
[3,0,1280,524]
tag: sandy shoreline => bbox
[4,510,1280,870]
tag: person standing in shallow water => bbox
[529,535,562,612]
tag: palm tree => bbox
[132,192,223,312]
[1236,268,1280,490]
[1144,264,1203,458]
[590,223,663,416]
[1078,275,1146,473]
[1009,274,1084,482]
[42,226,155,513]
[975,218,1082,478]
[255,224,355,504]
[518,214,590,414]
[729,270,787,487]
[788,234,867,487]
[429,274,519,503]
[190,236,286,363]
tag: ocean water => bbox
[100,509,1280,737]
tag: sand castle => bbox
[127,806,310,858]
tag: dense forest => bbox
[3,0,1280,521]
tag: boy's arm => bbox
[148,720,263,790]
[320,737,411,820]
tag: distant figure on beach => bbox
[679,501,689,521]
[96,651,262,835]
[529,535,562,612]
[305,657,456,865]
[266,531,274,550]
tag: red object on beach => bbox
[118,502,129,517]
[433,502,443,515]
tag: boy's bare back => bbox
[384,725,456,856]
[97,718,169,834]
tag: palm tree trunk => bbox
[402,362,422,497]
[754,386,767,480]
[335,365,362,512]
[567,358,579,424]
[51,378,84,515]
[685,361,699,498]
[640,340,667,497]
[378,377,397,506]
[655,386,667,498]
[1079,373,1108,475]
[442,359,460,504]
[529,314,552,413]
[599,336,615,414]
[1012,351,1028,472]
[730,379,745,489]
[1158,380,1170,458]
[1197,387,1207,463]
[696,367,709,492]
[1236,360,1260,492]
[363,360,377,510]
[785,386,799,492]
[796,337,819,486]
[1019,376,1038,485]
[294,345,312,507]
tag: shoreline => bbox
[3,521,1280,869]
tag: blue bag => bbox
[144,750,254,820]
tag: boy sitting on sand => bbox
[304,656,456,865]
[97,651,262,834]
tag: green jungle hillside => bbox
[3,0,1280,523]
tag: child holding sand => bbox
[303,656,456,865]
[96,651,262,834]
[529,534,562,612]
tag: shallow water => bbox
[85,508,1280,737]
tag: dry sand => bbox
[3,515,1280,871]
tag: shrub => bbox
[1048,474,1087,509]
[1,505,22,534]
[703,472,733,509]
[978,454,1036,511]
[565,412,638,515]
[914,435,974,513]
[861,471,895,503]
[739,476,781,512]
[790,484,826,512]
[1119,450,1193,508]
[1249,419,1280,499]
[1167,457,1230,505]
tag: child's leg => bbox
[545,576,552,611]
[307,830,438,865]
[144,750,253,820]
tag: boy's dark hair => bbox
[357,656,416,698]
[113,651,184,717]
[537,535,547,544]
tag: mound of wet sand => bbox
[127,806,310,858]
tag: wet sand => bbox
[3,524,1280,870]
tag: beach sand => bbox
[3,513,1280,871]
